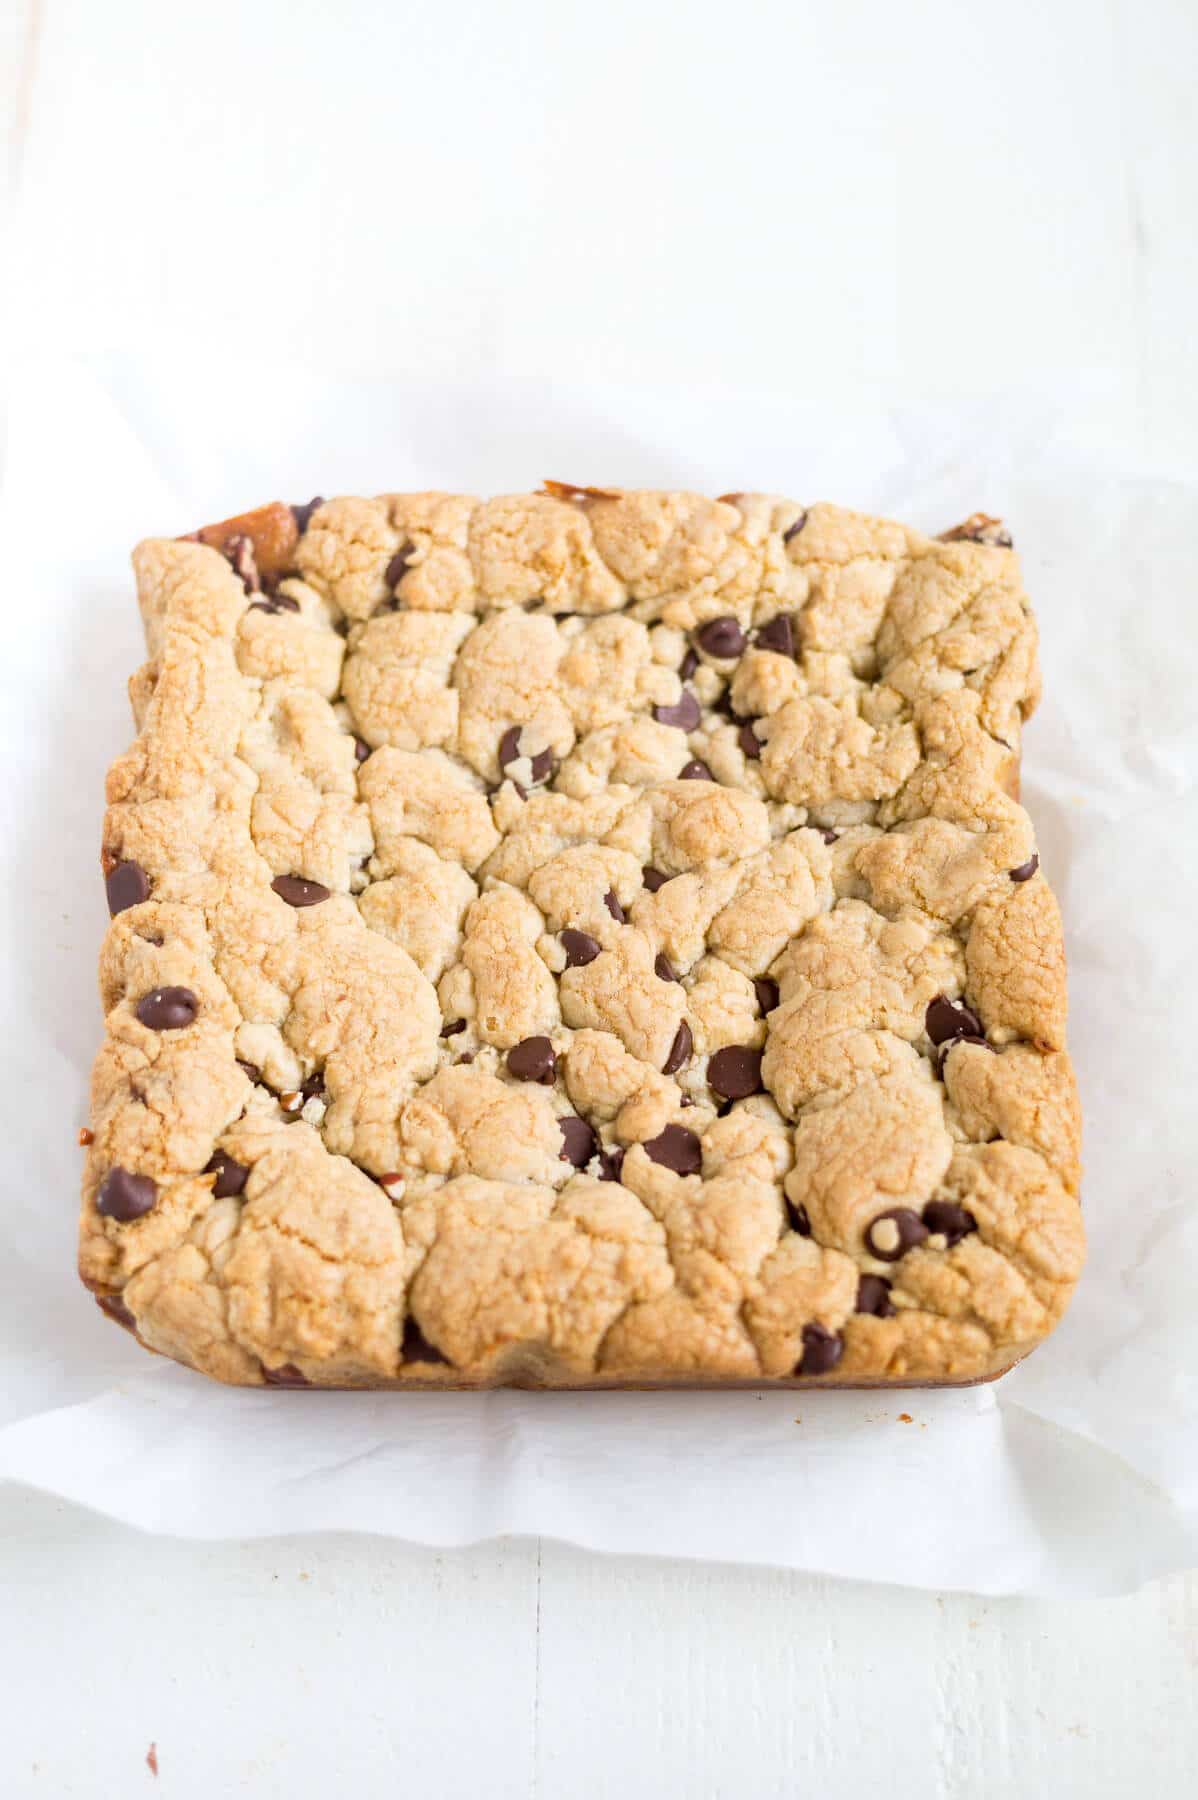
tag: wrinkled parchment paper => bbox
[2,358,1194,1595]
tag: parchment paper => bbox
[2,357,1194,1595]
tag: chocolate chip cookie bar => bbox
[80,489,1083,1388]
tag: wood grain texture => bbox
[0,1484,1195,1798]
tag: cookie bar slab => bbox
[80,489,1083,1390]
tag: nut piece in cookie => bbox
[937,513,1013,549]
[192,500,301,579]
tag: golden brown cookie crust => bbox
[81,492,1083,1389]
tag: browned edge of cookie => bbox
[86,1280,1021,1390]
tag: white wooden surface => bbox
[3,1482,1196,1798]
[3,1,1197,1793]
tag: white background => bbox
[2,1,1197,1794]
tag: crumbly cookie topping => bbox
[80,490,1082,1387]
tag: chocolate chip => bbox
[679,647,699,680]
[291,496,325,534]
[604,890,626,923]
[855,1274,894,1317]
[642,1123,702,1175]
[385,545,414,589]
[250,590,302,616]
[783,512,808,545]
[864,1207,929,1262]
[678,759,713,781]
[662,1019,693,1074]
[256,569,292,601]
[1009,853,1040,882]
[135,986,198,1031]
[787,1200,812,1237]
[457,1052,475,1065]
[707,1045,763,1100]
[402,1317,448,1364]
[598,1145,625,1182]
[653,689,701,731]
[820,828,839,845]
[96,1167,157,1222]
[924,994,984,1046]
[262,1363,310,1386]
[798,1323,843,1376]
[559,1115,597,1167]
[738,722,762,760]
[935,1034,994,1077]
[562,928,602,968]
[204,1150,250,1198]
[441,1018,466,1037]
[353,735,372,763]
[300,1073,324,1105]
[507,1035,557,1084]
[271,874,331,907]
[922,1200,978,1247]
[755,614,797,657]
[237,1059,262,1083]
[497,725,521,768]
[654,952,679,982]
[498,725,554,784]
[695,616,746,659]
[642,866,671,892]
[105,859,150,917]
[754,978,779,1015]
[224,534,260,593]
